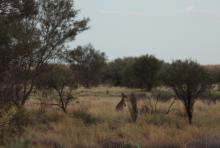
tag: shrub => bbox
[68,44,107,88]
[36,64,78,113]
[163,60,210,124]
[0,108,30,145]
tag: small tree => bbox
[164,60,209,124]
[68,44,106,88]
[129,55,162,90]
[36,65,77,113]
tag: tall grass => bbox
[2,87,220,147]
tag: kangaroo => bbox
[116,93,127,112]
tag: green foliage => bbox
[0,0,89,107]
[131,55,162,90]
[0,108,30,145]
[164,60,209,124]
[0,0,38,18]
[36,64,77,113]
[103,55,162,90]
[103,57,136,86]
[68,44,107,88]
[10,109,31,131]
[37,64,77,90]
[205,66,220,84]
[164,60,209,93]
[0,0,40,107]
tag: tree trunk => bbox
[185,96,194,125]
[61,106,67,114]
[59,93,67,113]
[186,107,193,124]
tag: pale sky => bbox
[72,0,220,64]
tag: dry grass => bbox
[6,87,220,148]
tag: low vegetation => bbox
[1,87,219,147]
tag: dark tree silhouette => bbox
[36,64,77,113]
[0,0,89,107]
[129,55,162,90]
[68,44,106,88]
[164,60,209,124]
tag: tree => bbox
[0,0,38,18]
[0,0,39,108]
[103,55,161,89]
[164,60,209,124]
[0,0,89,107]
[68,44,106,88]
[35,64,77,113]
[103,57,136,86]
[129,55,162,90]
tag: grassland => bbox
[5,87,220,148]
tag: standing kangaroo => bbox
[116,93,127,112]
[116,93,138,122]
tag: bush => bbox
[68,44,107,88]
[0,108,30,145]
[163,60,210,124]
[123,55,162,90]
[10,109,31,131]
[36,64,78,113]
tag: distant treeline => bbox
[63,44,220,90]
[103,56,220,89]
